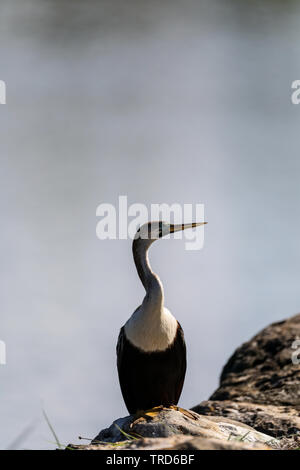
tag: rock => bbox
[68,313,300,450]
[210,314,300,406]
[192,313,300,449]
[70,407,278,450]
[68,435,270,451]
[192,401,300,442]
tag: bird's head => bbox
[134,221,207,242]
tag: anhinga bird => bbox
[117,221,207,415]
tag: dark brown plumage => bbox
[117,322,186,414]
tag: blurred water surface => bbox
[1,0,300,449]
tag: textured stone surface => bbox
[68,435,270,451]
[68,313,300,450]
[209,314,300,406]
[192,314,300,448]
[192,401,300,441]
[68,407,275,450]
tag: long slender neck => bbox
[132,239,164,310]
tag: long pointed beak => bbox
[170,222,207,233]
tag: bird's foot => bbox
[130,405,165,426]
[169,405,199,420]
[131,405,197,427]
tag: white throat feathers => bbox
[124,236,178,352]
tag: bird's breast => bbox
[124,307,178,353]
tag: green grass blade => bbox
[43,409,63,449]
[114,423,139,440]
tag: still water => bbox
[1,0,300,449]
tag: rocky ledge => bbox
[69,313,300,450]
